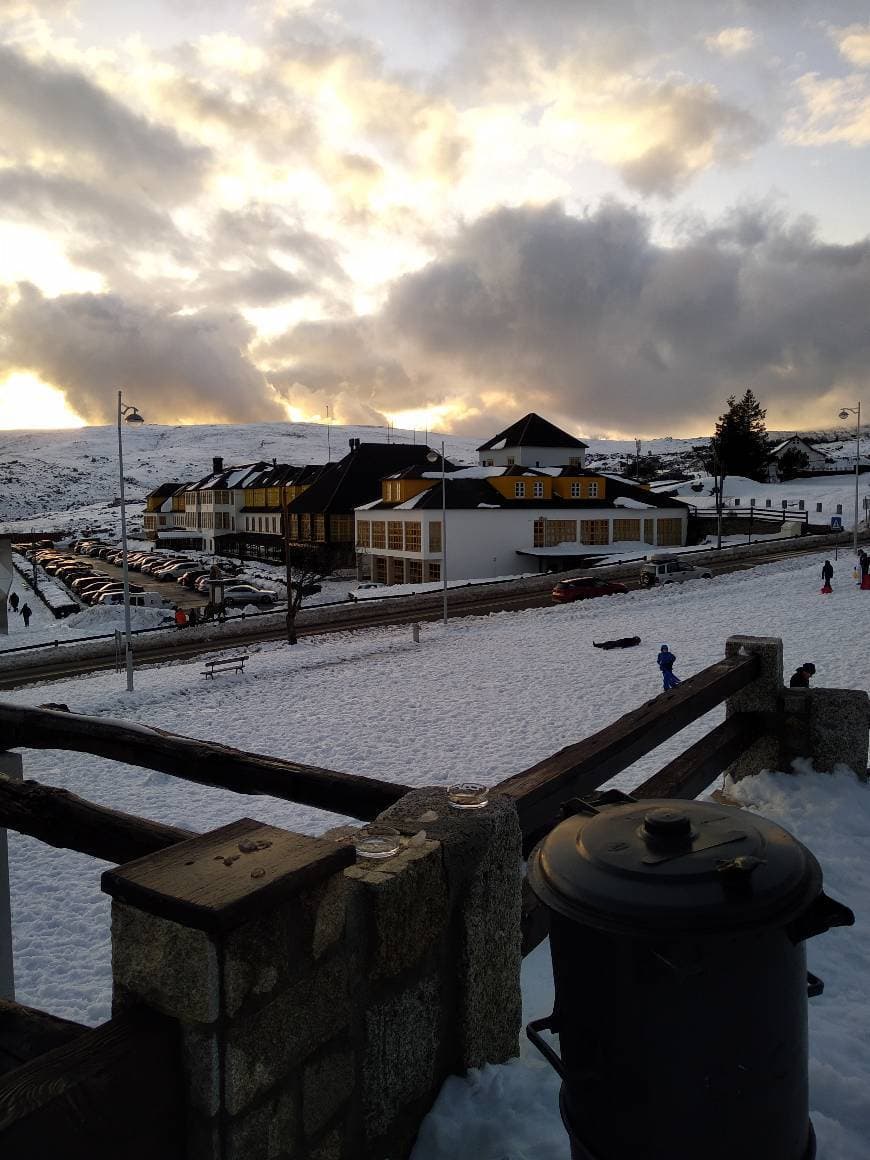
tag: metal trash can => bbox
[526,795,854,1160]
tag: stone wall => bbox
[103,790,522,1160]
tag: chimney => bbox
[212,456,223,475]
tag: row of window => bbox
[183,489,232,507]
[512,480,598,499]
[356,520,440,553]
[365,557,441,584]
[531,516,682,547]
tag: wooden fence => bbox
[0,635,825,1158]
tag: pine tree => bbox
[708,389,769,482]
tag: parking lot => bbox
[62,551,207,610]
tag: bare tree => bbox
[282,540,339,645]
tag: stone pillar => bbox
[782,688,870,781]
[0,750,24,1001]
[102,818,354,1160]
[724,635,783,781]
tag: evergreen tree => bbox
[707,389,769,482]
[776,446,810,481]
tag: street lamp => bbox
[426,442,448,626]
[117,391,144,692]
[838,403,862,554]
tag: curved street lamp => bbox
[838,403,862,554]
[118,391,145,691]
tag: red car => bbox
[551,576,629,603]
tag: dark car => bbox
[178,569,209,587]
[551,576,629,603]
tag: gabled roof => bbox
[145,482,183,502]
[190,462,269,492]
[477,412,588,452]
[768,436,824,458]
[286,443,441,514]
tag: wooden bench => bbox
[201,655,247,678]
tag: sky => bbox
[1,0,870,438]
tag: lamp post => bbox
[838,403,862,554]
[117,391,145,692]
[427,442,448,626]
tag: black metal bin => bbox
[526,796,854,1160]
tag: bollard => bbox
[412,622,420,644]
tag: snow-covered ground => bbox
[2,545,868,1154]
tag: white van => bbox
[96,591,172,608]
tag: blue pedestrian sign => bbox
[830,515,843,531]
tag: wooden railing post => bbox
[0,750,23,1001]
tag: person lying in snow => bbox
[593,636,642,649]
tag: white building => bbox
[477,412,588,469]
[355,464,690,585]
[767,436,833,481]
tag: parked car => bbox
[551,577,629,603]
[222,585,275,607]
[178,569,209,587]
[153,562,196,580]
[347,582,388,601]
[96,591,172,608]
[639,554,713,587]
[70,575,106,594]
[194,575,211,593]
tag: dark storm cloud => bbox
[268,200,870,433]
[210,205,347,283]
[0,45,210,202]
[0,167,188,253]
[0,284,283,424]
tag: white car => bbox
[348,582,388,601]
[640,554,713,587]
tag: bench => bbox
[201,655,247,678]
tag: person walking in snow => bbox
[20,602,32,627]
[821,560,834,592]
[789,662,816,688]
[657,644,680,691]
[8,592,19,613]
[187,605,199,628]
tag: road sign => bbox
[830,516,843,531]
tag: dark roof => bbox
[477,412,588,452]
[364,473,690,512]
[190,461,269,492]
[145,482,183,501]
[286,443,441,514]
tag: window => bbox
[258,517,263,532]
[371,521,386,549]
[426,561,441,581]
[314,515,326,541]
[330,515,353,541]
[357,520,371,547]
[570,482,581,498]
[612,519,641,542]
[506,456,515,465]
[533,481,544,498]
[429,521,441,552]
[289,514,299,541]
[588,482,599,498]
[405,522,421,551]
[374,556,388,583]
[514,482,525,498]
[546,520,576,546]
[569,456,581,467]
[388,521,403,550]
[580,519,609,545]
[408,560,423,583]
[300,514,312,540]
[533,518,545,548]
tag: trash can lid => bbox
[528,798,822,937]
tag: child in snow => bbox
[657,644,680,691]
[821,560,834,592]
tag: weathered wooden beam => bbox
[0,1000,86,1080]
[632,712,770,801]
[0,1008,183,1158]
[0,702,409,822]
[0,774,194,864]
[499,653,759,837]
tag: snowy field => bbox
[2,545,869,1156]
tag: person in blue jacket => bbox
[657,644,680,691]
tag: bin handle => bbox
[526,1015,565,1080]
[807,971,824,998]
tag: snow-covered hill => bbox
[0,419,862,526]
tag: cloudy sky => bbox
[1,0,870,438]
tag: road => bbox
[0,534,853,690]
